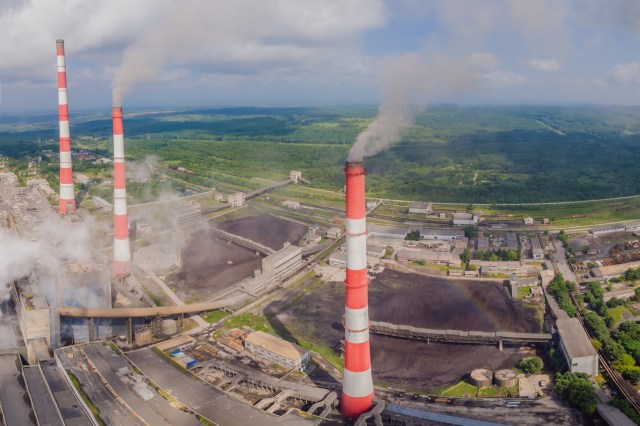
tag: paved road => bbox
[39,359,91,426]
[128,347,317,426]
[551,239,578,282]
[23,365,64,426]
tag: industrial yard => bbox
[260,268,541,390]
[217,213,308,250]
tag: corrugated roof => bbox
[245,331,308,361]
[385,404,507,426]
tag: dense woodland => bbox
[3,105,640,203]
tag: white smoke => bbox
[348,53,478,162]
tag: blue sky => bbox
[1,0,640,112]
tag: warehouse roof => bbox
[245,331,308,361]
[556,318,597,359]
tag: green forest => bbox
[2,105,640,203]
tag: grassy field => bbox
[201,310,229,323]
[440,380,478,397]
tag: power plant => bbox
[56,39,76,215]
[111,106,132,280]
[341,160,374,417]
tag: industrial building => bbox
[556,318,598,377]
[419,229,465,241]
[590,224,626,235]
[282,200,300,210]
[228,192,245,207]
[523,217,534,225]
[173,200,201,226]
[307,224,321,244]
[366,244,386,258]
[530,235,544,259]
[241,243,302,295]
[0,172,52,237]
[452,212,478,226]
[289,170,302,183]
[396,249,462,267]
[244,331,310,371]
[325,227,342,239]
[408,201,432,215]
[506,232,519,250]
[329,251,347,268]
[368,224,408,239]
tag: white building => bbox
[397,249,462,267]
[420,229,465,241]
[409,201,432,215]
[245,331,310,371]
[452,212,478,226]
[173,200,201,226]
[289,170,302,184]
[326,227,342,239]
[329,251,347,268]
[228,192,245,207]
[282,200,300,210]
[215,193,224,202]
[366,244,386,258]
[530,236,544,259]
[523,217,534,225]
[262,242,302,283]
[556,318,598,377]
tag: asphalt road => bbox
[23,365,64,426]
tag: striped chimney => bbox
[112,106,131,280]
[56,40,76,214]
[341,161,374,418]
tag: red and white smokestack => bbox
[112,106,131,280]
[56,39,76,214]
[341,161,374,418]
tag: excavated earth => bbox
[217,214,308,250]
[267,268,541,389]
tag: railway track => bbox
[569,293,640,414]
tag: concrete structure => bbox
[408,201,432,215]
[214,193,224,202]
[56,40,76,214]
[282,200,300,210]
[262,242,302,283]
[308,224,321,244]
[506,232,519,250]
[603,288,636,302]
[556,318,598,377]
[326,226,342,239]
[530,235,545,259]
[591,224,626,234]
[593,261,640,278]
[342,161,374,418]
[11,282,51,347]
[396,249,462,267]
[0,173,52,238]
[112,106,132,280]
[368,224,408,239]
[244,331,310,371]
[92,196,112,212]
[419,229,465,241]
[494,369,517,388]
[27,179,56,197]
[173,200,201,226]
[523,217,534,225]
[452,212,478,226]
[228,192,245,207]
[329,251,347,268]
[289,170,302,183]
[469,369,493,387]
[366,244,386,258]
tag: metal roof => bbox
[556,318,597,359]
[385,404,507,426]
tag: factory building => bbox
[0,172,52,238]
[408,201,432,215]
[244,331,310,371]
[282,200,300,210]
[396,249,462,267]
[556,318,598,377]
[590,224,626,235]
[262,242,302,283]
[452,212,478,226]
[329,251,347,268]
[366,244,386,258]
[173,200,201,226]
[530,235,544,259]
[228,192,245,207]
[368,224,408,239]
[326,227,342,239]
[420,229,465,241]
[506,232,519,250]
[523,217,534,225]
[307,224,321,244]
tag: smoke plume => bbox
[348,53,478,162]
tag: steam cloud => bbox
[348,53,479,162]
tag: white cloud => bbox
[611,62,640,82]
[467,52,500,72]
[529,58,562,72]
[485,70,527,86]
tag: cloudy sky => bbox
[1,0,640,112]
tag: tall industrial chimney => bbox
[56,39,76,214]
[112,106,131,280]
[341,161,374,418]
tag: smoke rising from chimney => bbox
[348,53,478,162]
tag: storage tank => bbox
[494,369,518,388]
[469,368,493,388]
[161,319,178,336]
